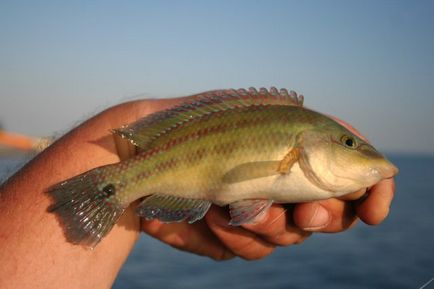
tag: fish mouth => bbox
[378,160,399,179]
[359,145,398,179]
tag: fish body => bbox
[48,88,398,247]
[116,104,336,204]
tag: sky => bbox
[0,0,433,154]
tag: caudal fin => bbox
[47,167,125,248]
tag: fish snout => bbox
[378,160,399,179]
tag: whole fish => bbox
[47,87,398,247]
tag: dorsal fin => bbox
[113,87,304,149]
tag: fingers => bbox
[355,178,395,225]
[206,205,310,260]
[141,218,234,261]
[143,204,311,261]
[293,178,396,232]
[141,177,395,262]
[241,204,311,246]
[205,206,274,260]
[293,199,358,233]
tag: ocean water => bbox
[1,155,433,289]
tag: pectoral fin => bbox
[222,161,280,184]
[277,147,300,174]
[228,199,273,226]
[136,194,211,223]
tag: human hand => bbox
[140,179,395,260]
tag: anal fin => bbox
[136,194,211,224]
[229,199,273,226]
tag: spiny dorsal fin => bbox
[113,87,304,149]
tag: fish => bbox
[47,87,398,247]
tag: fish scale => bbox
[123,107,298,194]
[119,106,306,200]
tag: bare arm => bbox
[0,99,177,289]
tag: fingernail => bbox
[304,204,330,231]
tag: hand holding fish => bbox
[139,179,395,260]
[0,89,397,288]
[108,89,397,260]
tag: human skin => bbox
[0,97,395,289]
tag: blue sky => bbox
[0,1,433,154]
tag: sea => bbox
[1,154,433,289]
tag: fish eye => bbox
[341,135,357,149]
[102,183,116,198]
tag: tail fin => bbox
[47,167,125,248]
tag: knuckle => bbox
[233,239,275,260]
[265,231,311,246]
[294,234,311,245]
[240,248,275,261]
[213,249,235,261]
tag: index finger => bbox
[355,178,396,225]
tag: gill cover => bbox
[298,125,397,196]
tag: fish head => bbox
[299,123,398,195]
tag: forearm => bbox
[0,100,168,289]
